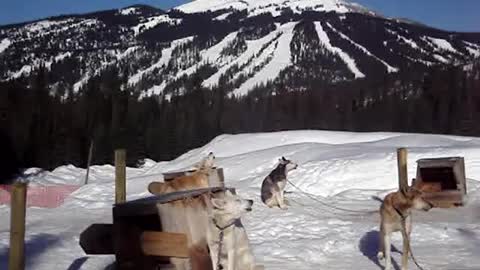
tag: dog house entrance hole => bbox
[419,167,457,190]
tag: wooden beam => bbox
[397,148,408,195]
[9,182,27,270]
[115,149,126,204]
[148,182,165,195]
[141,231,189,258]
[163,170,193,181]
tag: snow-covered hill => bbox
[1,2,479,98]
[1,130,480,269]
[176,0,374,17]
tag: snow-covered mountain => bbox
[0,1,479,98]
[176,0,375,17]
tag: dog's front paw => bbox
[377,251,384,260]
[279,205,288,210]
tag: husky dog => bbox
[207,190,263,270]
[195,152,216,170]
[377,186,434,270]
[261,157,298,209]
[148,152,215,194]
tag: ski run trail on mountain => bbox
[1,130,480,269]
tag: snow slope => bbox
[231,22,297,96]
[0,38,11,54]
[128,36,194,86]
[315,22,365,78]
[1,130,480,269]
[327,23,398,73]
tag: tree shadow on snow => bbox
[0,233,61,269]
[359,230,402,270]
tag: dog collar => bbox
[213,219,236,231]
[213,219,236,270]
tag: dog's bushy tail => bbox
[371,195,384,203]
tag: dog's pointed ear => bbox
[282,156,287,161]
[211,198,226,209]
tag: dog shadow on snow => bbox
[359,230,402,270]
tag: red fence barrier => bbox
[0,184,81,208]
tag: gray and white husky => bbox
[260,157,298,209]
[207,190,263,270]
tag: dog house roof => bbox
[417,157,464,167]
[113,187,234,217]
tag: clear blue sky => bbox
[1,0,479,32]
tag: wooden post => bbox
[397,148,408,194]
[9,182,27,270]
[115,149,126,204]
[84,139,94,185]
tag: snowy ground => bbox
[1,130,480,269]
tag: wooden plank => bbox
[423,190,464,208]
[163,170,193,181]
[417,157,464,168]
[115,149,126,204]
[9,182,27,270]
[79,224,113,254]
[141,231,189,258]
[423,190,463,201]
[397,148,408,195]
[208,168,224,187]
[150,168,225,196]
[163,167,220,182]
[148,181,165,195]
[114,187,233,217]
[112,220,143,270]
[454,157,467,194]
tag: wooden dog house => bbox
[413,157,467,208]
[80,187,233,270]
[80,167,239,270]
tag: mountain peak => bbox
[175,0,371,16]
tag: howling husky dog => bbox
[377,185,434,270]
[148,152,215,194]
[207,190,263,270]
[261,157,298,209]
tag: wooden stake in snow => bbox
[84,139,94,185]
[115,149,126,204]
[9,182,27,270]
[397,148,408,195]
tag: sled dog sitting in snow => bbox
[148,152,216,194]
[207,190,264,270]
[261,156,298,209]
[377,184,434,270]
